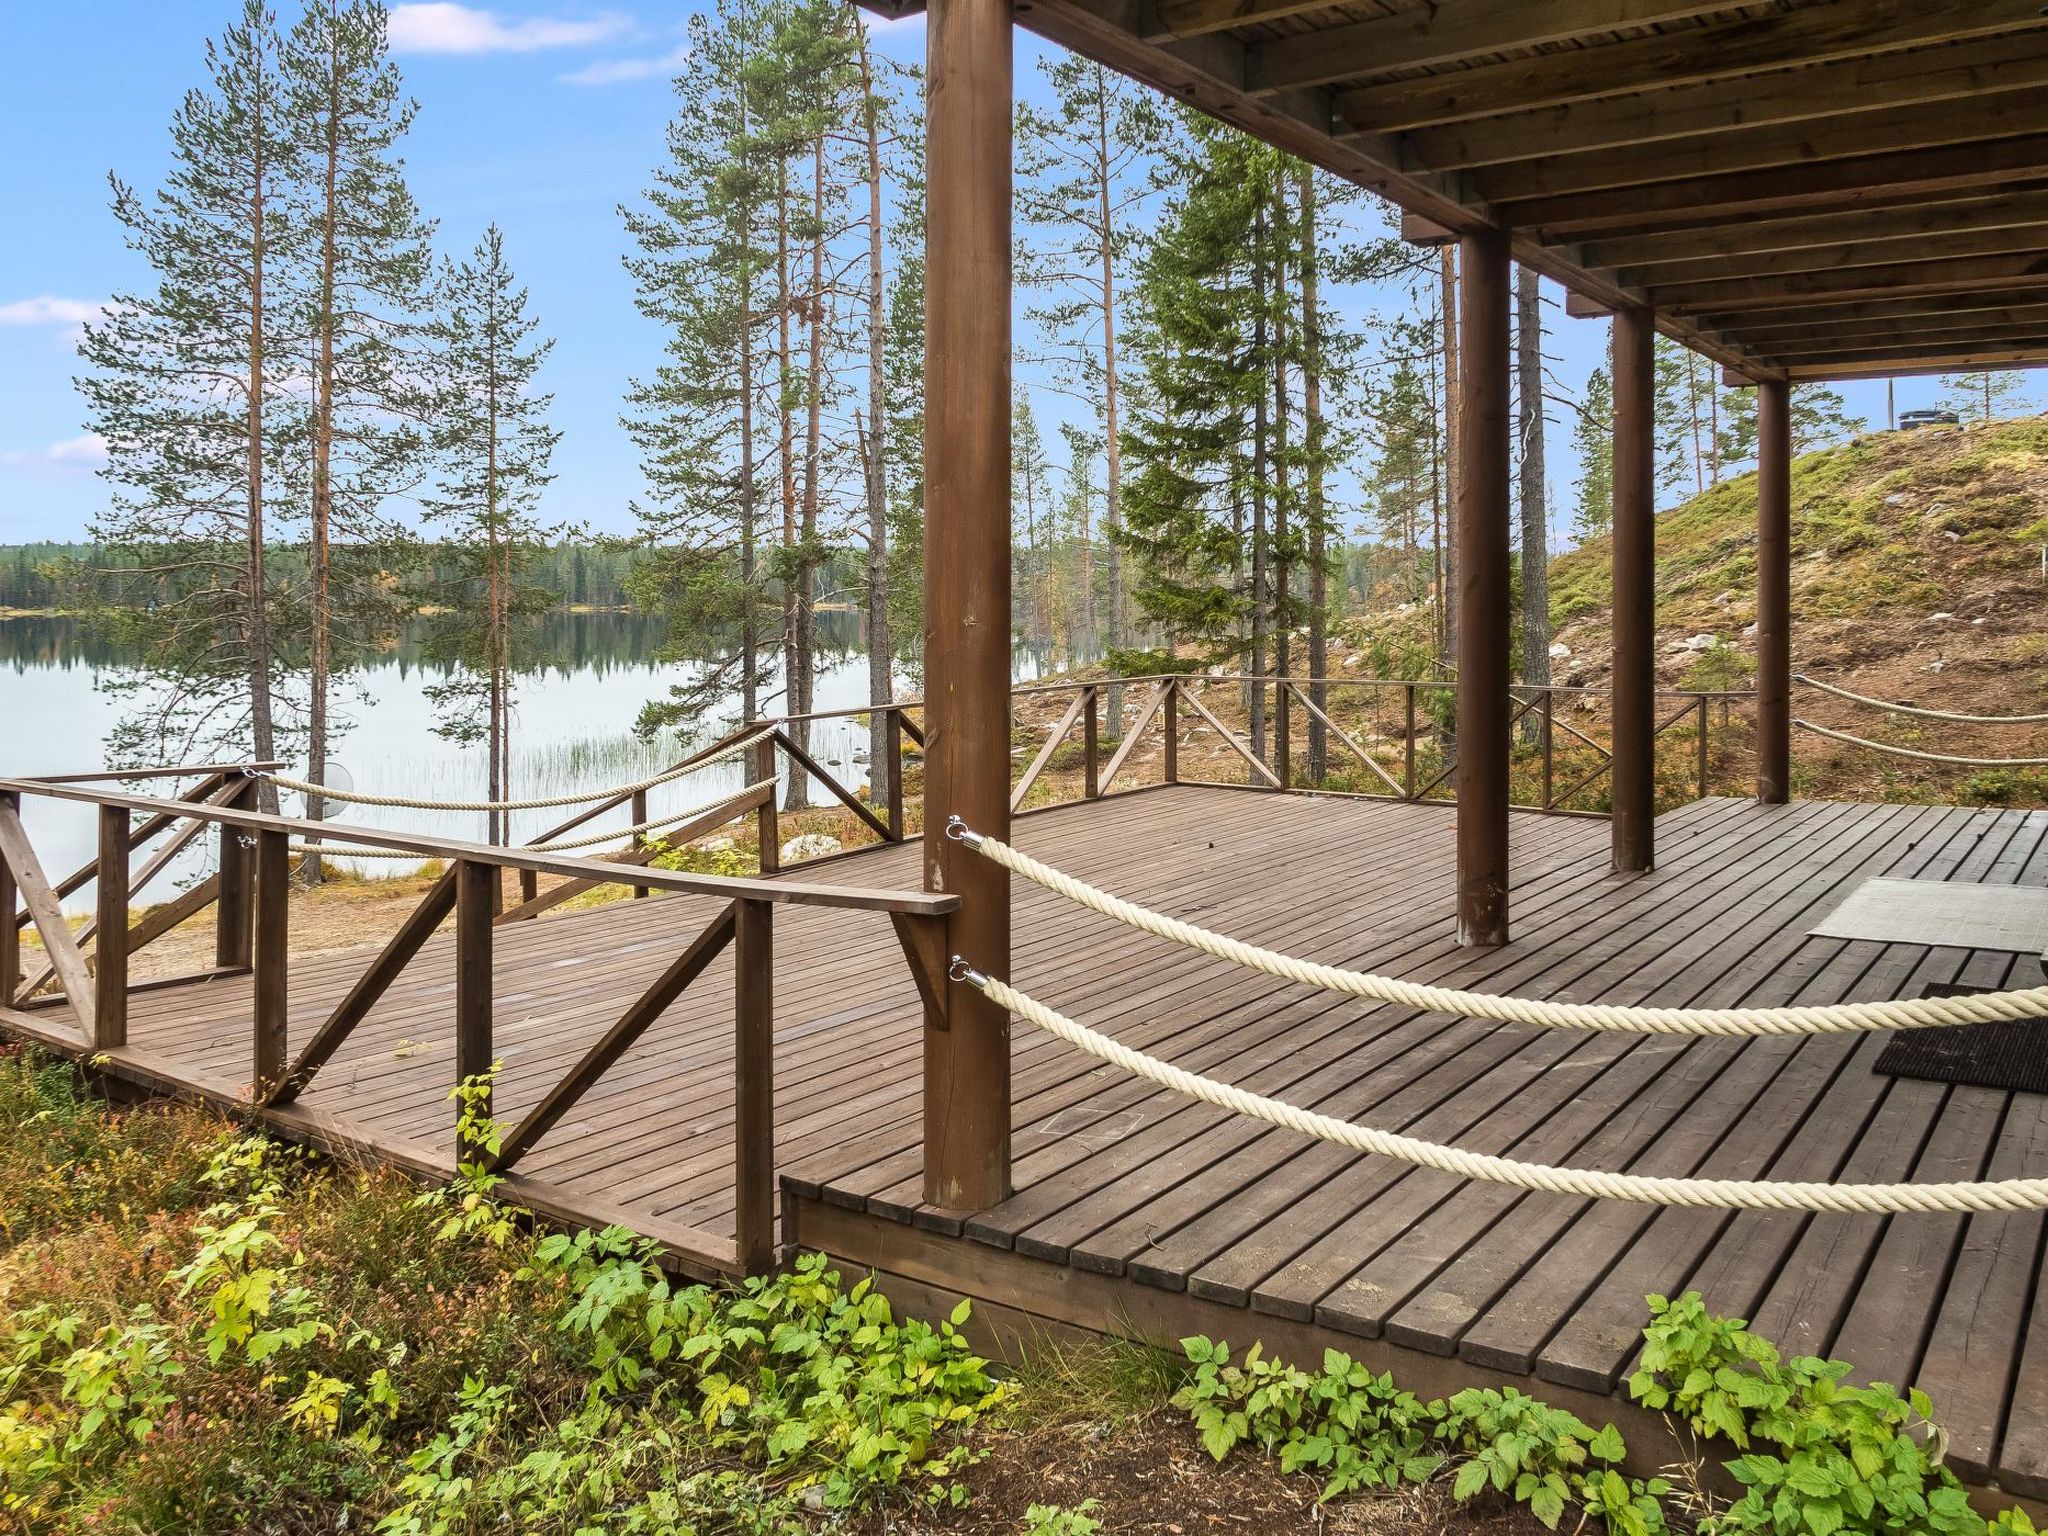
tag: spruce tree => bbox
[1515,265,1550,720]
[1941,370,2033,423]
[1572,364,1615,543]
[420,227,563,845]
[282,0,435,843]
[1791,384,1864,453]
[77,0,301,780]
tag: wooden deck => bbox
[9,784,2048,1500]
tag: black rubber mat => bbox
[1874,984,2048,1095]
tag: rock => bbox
[1928,659,1947,673]
[1548,641,1571,659]
[1341,653,1363,669]
[1742,622,1759,638]
[1929,611,1955,622]
[1686,633,1719,651]
[779,832,842,862]
[1712,590,1735,606]
[698,835,736,854]
[1884,492,1908,507]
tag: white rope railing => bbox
[1798,674,2048,725]
[1794,720,2048,767]
[260,728,772,813]
[960,966,2048,1213]
[948,821,2048,1037]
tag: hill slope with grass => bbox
[1545,416,2048,803]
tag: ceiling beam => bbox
[1392,33,2048,174]
[1472,87,2048,204]
[1336,0,2045,132]
[1647,253,2048,315]
[1242,0,1729,97]
[1785,350,2048,383]
[1617,223,2048,289]
[1724,311,2048,354]
[1582,190,2048,269]
[1496,134,2048,235]
[1768,338,2048,367]
[1142,0,1342,44]
[1706,291,2048,335]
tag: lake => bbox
[3,611,1062,910]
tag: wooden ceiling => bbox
[863,0,2048,383]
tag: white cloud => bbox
[0,296,105,328]
[0,433,108,472]
[561,39,689,85]
[386,3,630,55]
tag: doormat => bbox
[1812,879,2048,956]
[1874,983,2048,1095]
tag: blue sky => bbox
[0,1,1977,547]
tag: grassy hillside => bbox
[1545,417,2048,804]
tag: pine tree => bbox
[1515,264,1549,718]
[282,0,435,846]
[77,0,301,780]
[1790,384,1864,454]
[1572,363,1615,543]
[1012,395,1055,653]
[623,0,781,739]
[1941,370,2034,423]
[420,227,564,845]
[851,13,899,816]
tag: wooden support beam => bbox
[1714,291,2048,337]
[1245,0,1731,97]
[1786,350,2048,383]
[215,778,255,969]
[0,800,93,1040]
[1476,89,2048,206]
[1648,252,2048,315]
[1767,339,2048,371]
[0,792,16,1010]
[1726,310,2048,354]
[93,806,128,1050]
[1610,309,1656,875]
[733,897,775,1275]
[1338,1,2047,133]
[1499,135,2048,237]
[454,858,495,1149]
[921,0,1011,1212]
[1397,33,2048,174]
[251,828,289,1097]
[1400,211,1456,248]
[1756,380,1792,807]
[1625,224,2048,290]
[1455,229,1511,947]
[1585,191,2048,272]
[1564,290,1614,320]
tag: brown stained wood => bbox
[268,868,459,1106]
[1174,682,1282,788]
[1610,307,1656,875]
[1587,197,2048,273]
[492,903,738,1173]
[1649,254,2048,316]
[1340,2,2048,134]
[772,729,894,843]
[251,829,289,1098]
[1011,688,1090,813]
[92,807,128,1051]
[1285,682,1400,795]
[454,859,495,1146]
[1083,688,1099,800]
[1757,381,1791,805]
[25,772,231,927]
[890,910,950,1032]
[1097,682,1168,794]
[734,898,775,1273]
[1617,222,2048,291]
[0,802,93,1040]
[216,778,256,969]
[0,793,16,1008]
[528,723,761,847]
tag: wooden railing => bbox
[0,771,954,1277]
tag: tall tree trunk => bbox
[305,6,342,879]
[1299,165,1327,784]
[775,158,804,810]
[485,332,505,847]
[1516,264,1550,742]
[1096,71,1126,739]
[1271,165,1291,783]
[857,27,892,815]
[245,49,278,813]
[1439,245,1459,678]
[790,133,828,812]
[1249,191,1269,763]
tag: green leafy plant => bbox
[1025,1498,1104,1535]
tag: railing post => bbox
[630,787,650,899]
[1541,691,1556,809]
[1404,683,1418,799]
[1274,681,1292,790]
[733,896,775,1274]
[93,805,130,1050]
[1082,685,1100,800]
[753,737,780,873]
[519,867,539,905]
[215,777,256,970]
[884,709,906,838]
[1697,695,1711,800]
[0,790,16,1010]
[1163,680,1180,785]
[252,827,289,1097]
[454,858,495,1151]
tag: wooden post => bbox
[1455,229,1511,947]
[454,858,494,1147]
[921,0,1012,1211]
[0,791,16,1010]
[630,787,650,899]
[1610,304,1657,873]
[733,896,775,1274]
[215,778,256,970]
[1404,683,1417,798]
[884,709,906,837]
[1163,681,1179,785]
[753,737,780,873]
[252,827,289,1096]
[1697,696,1711,800]
[1757,376,1793,805]
[94,805,129,1050]
[1274,683,1292,790]
[1541,691,1555,810]
[1082,686,1100,800]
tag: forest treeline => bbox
[42,0,2036,818]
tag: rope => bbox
[292,779,775,862]
[1794,720,2048,767]
[969,970,2048,1213]
[1798,674,2048,725]
[258,729,771,813]
[951,824,2048,1037]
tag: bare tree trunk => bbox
[1439,245,1459,678]
[1299,165,1327,784]
[245,49,278,813]
[1249,188,1269,763]
[789,133,829,813]
[305,9,342,881]
[1516,264,1550,743]
[1096,72,1126,738]
[775,158,804,810]
[1271,164,1291,784]
[857,26,892,816]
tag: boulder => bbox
[779,832,843,863]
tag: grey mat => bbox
[1811,879,2048,955]
[1875,984,2048,1094]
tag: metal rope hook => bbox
[944,815,985,847]
[947,955,988,988]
